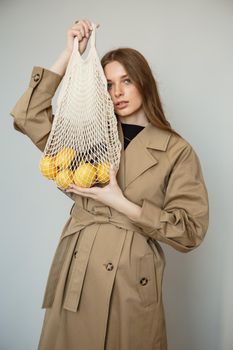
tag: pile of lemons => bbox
[39,147,110,189]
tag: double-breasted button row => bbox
[140,277,148,286]
[32,73,40,82]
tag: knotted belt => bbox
[41,203,148,312]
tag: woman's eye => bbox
[107,79,131,90]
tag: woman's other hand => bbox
[66,164,125,210]
[65,164,143,221]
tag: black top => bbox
[121,123,145,150]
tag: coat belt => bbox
[41,204,146,312]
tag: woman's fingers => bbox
[73,20,91,38]
[82,19,94,35]
[66,184,97,198]
[74,19,100,35]
[72,24,85,37]
[66,19,100,54]
[70,29,82,41]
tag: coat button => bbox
[106,262,114,271]
[73,251,78,258]
[140,277,148,286]
[32,73,40,82]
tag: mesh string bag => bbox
[39,23,122,189]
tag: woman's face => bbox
[104,61,143,119]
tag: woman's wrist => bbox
[116,196,142,221]
[49,49,72,77]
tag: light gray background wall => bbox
[1,0,232,349]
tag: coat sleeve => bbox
[129,143,209,253]
[10,66,63,152]
[10,66,75,201]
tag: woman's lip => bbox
[116,101,129,109]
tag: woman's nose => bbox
[114,85,124,97]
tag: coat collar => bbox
[116,120,172,191]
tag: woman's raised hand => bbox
[49,19,100,76]
[66,19,100,55]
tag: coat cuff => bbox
[29,66,63,94]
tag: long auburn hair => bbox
[101,47,179,136]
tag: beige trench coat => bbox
[10,66,209,350]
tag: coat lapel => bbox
[116,120,172,191]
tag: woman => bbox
[10,19,209,350]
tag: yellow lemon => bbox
[73,163,97,188]
[55,169,74,189]
[96,162,110,184]
[55,148,76,169]
[39,156,57,179]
